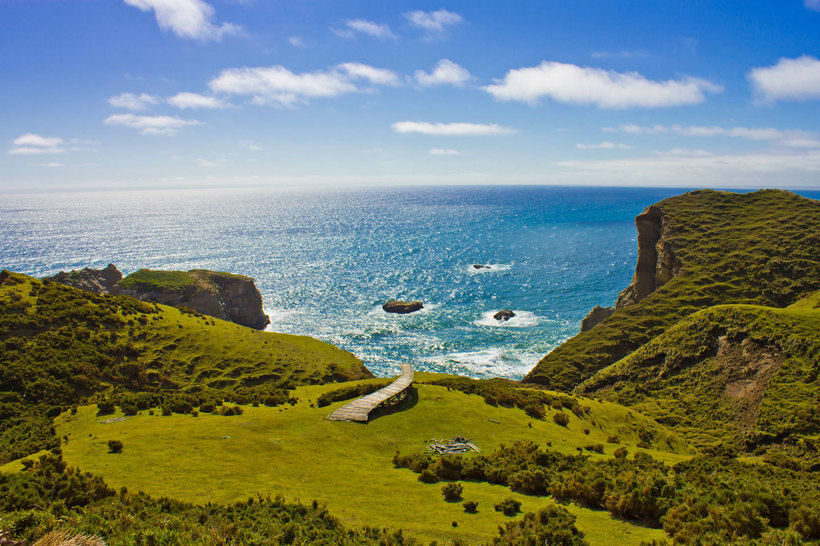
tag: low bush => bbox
[463,501,478,513]
[441,483,463,501]
[494,498,521,516]
[107,440,123,454]
[553,412,570,426]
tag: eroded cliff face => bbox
[47,265,270,330]
[615,205,681,308]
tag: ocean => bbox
[3,185,816,379]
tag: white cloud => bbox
[288,36,305,47]
[576,142,631,149]
[429,148,460,155]
[123,0,240,41]
[168,92,229,109]
[333,19,396,40]
[337,62,401,86]
[44,162,63,168]
[404,9,463,34]
[104,113,202,135]
[195,158,217,167]
[9,133,66,155]
[108,92,160,110]
[483,61,722,108]
[415,59,471,87]
[208,63,397,107]
[391,121,516,136]
[806,0,820,12]
[747,56,820,102]
[239,140,262,151]
[613,124,820,148]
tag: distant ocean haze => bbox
[8,185,812,379]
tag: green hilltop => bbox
[0,271,371,463]
[525,189,819,390]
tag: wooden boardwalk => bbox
[327,364,414,422]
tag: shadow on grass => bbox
[367,386,419,423]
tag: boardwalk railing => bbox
[326,364,414,422]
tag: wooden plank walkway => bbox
[327,364,414,422]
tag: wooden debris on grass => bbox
[426,436,482,454]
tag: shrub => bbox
[96,400,115,416]
[613,447,629,459]
[441,483,463,501]
[419,469,438,483]
[463,501,478,513]
[584,444,604,454]
[107,440,123,454]
[607,436,621,444]
[553,412,570,426]
[494,498,522,516]
[524,403,545,419]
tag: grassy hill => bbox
[576,291,820,459]
[50,378,684,544]
[525,189,820,391]
[0,271,371,463]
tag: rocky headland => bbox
[46,265,270,330]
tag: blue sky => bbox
[2,0,820,192]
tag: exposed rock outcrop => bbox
[493,309,515,321]
[118,269,270,330]
[615,205,681,308]
[45,264,122,294]
[382,300,424,314]
[46,265,270,330]
[580,305,614,332]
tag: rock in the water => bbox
[493,309,516,321]
[472,264,491,269]
[580,305,614,332]
[45,264,122,294]
[382,300,424,314]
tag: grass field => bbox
[55,378,687,544]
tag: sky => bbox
[2,0,820,192]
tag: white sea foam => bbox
[467,263,512,274]
[423,347,543,379]
[474,310,541,328]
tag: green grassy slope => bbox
[53,379,683,544]
[577,292,820,458]
[525,189,820,390]
[0,271,370,463]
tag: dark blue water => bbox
[3,186,814,378]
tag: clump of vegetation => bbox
[493,505,588,545]
[494,498,521,516]
[107,440,123,454]
[316,380,390,407]
[553,412,570,426]
[425,376,580,417]
[463,501,478,513]
[441,483,463,501]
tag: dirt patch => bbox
[718,336,784,427]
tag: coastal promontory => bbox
[46,265,270,330]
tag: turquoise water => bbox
[4,186,814,379]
